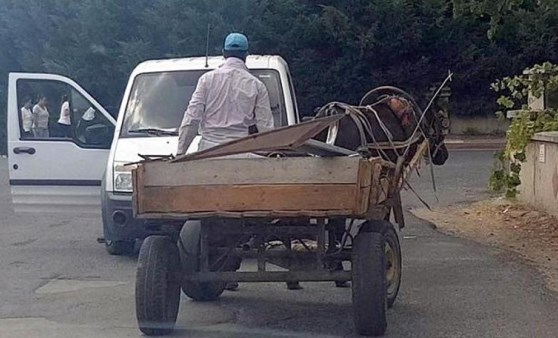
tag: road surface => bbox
[0,151,557,337]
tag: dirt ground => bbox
[412,199,558,293]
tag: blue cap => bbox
[224,33,249,52]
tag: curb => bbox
[445,138,505,151]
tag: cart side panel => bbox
[355,160,373,215]
[141,157,362,186]
[140,184,358,214]
[133,156,387,219]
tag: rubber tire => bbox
[383,225,402,309]
[360,220,402,309]
[105,239,135,256]
[178,221,226,301]
[136,236,181,336]
[352,231,388,337]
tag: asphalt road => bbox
[1,151,558,337]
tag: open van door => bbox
[7,73,116,215]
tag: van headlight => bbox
[113,162,137,192]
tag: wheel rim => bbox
[385,239,400,296]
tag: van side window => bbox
[286,71,299,123]
[254,71,286,127]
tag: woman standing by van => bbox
[57,95,71,137]
[32,95,50,138]
[20,97,33,138]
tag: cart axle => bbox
[184,271,352,283]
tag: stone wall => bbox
[519,132,558,218]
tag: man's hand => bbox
[176,120,200,156]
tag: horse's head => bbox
[360,87,449,166]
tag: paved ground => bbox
[1,151,558,337]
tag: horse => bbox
[313,86,449,166]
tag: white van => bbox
[7,55,299,255]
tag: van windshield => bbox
[120,69,286,137]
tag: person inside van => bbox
[32,95,50,138]
[57,94,71,138]
[20,97,34,138]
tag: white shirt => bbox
[178,57,274,153]
[32,104,49,129]
[58,101,71,125]
[21,107,33,132]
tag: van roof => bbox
[133,55,288,74]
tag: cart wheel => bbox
[136,235,181,336]
[178,221,226,301]
[383,224,402,309]
[352,231,387,336]
[360,220,402,309]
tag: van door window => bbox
[16,79,69,139]
[16,79,114,149]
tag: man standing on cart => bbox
[176,33,274,291]
[176,32,274,155]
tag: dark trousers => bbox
[58,123,72,138]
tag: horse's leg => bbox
[431,142,449,165]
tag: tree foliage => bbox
[1,0,558,153]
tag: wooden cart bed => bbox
[132,156,392,219]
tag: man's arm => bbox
[176,76,207,155]
[254,82,274,132]
[176,120,199,156]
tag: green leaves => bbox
[497,96,515,109]
[490,63,558,198]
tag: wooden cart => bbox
[132,151,415,337]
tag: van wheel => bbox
[105,239,135,256]
[179,221,226,301]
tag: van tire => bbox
[105,239,135,256]
[178,221,226,301]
